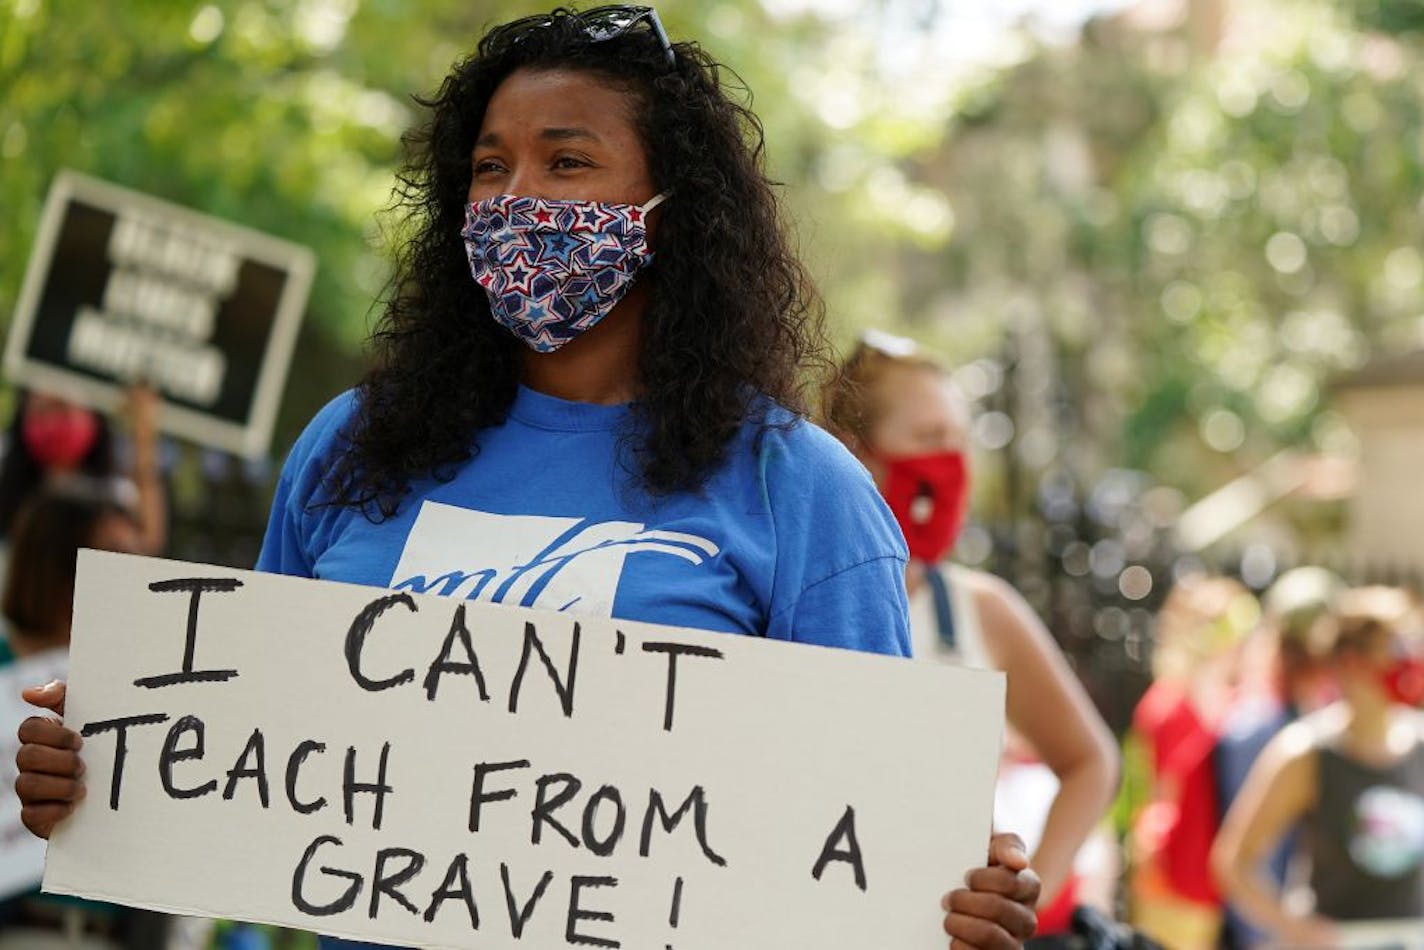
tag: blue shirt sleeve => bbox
[772,555,911,657]
[254,391,359,578]
[756,414,911,657]
[254,460,314,577]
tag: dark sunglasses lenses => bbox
[581,8,651,40]
[503,6,674,67]
[576,6,675,65]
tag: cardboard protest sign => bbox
[44,551,1005,949]
[3,170,314,458]
[1,648,68,899]
[1337,921,1424,950]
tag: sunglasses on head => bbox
[853,329,921,360]
[508,5,676,69]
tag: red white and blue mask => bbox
[462,192,667,352]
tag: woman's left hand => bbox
[940,833,1040,949]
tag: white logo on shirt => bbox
[389,501,719,617]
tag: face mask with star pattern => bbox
[462,192,667,352]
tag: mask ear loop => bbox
[641,192,670,213]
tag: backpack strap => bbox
[923,566,957,650]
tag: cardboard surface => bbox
[44,551,1005,948]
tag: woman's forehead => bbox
[481,68,639,139]
[880,366,967,423]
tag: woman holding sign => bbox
[17,6,1040,947]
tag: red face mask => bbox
[1382,657,1424,707]
[21,407,99,470]
[879,451,969,564]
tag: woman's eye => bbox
[473,159,506,175]
[553,156,590,170]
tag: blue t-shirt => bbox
[259,387,911,950]
[258,386,909,654]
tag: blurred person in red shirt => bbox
[1129,574,1258,950]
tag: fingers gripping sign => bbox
[22,680,66,718]
[940,833,1041,949]
[16,680,86,840]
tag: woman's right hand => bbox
[15,680,85,839]
[1275,916,1340,949]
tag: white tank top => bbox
[907,563,994,670]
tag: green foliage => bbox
[5,0,1424,501]
[1355,0,1424,34]
[876,1,1424,508]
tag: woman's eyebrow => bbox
[541,126,600,143]
[474,127,601,148]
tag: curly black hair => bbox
[326,6,831,517]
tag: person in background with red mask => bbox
[0,388,166,661]
[822,331,1119,932]
[0,388,165,546]
[1212,586,1424,947]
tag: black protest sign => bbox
[3,171,314,457]
[45,551,1005,948]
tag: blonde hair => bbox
[1152,574,1260,681]
[1261,566,1346,671]
[819,331,951,452]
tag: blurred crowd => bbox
[1126,570,1424,949]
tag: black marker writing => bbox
[424,604,489,702]
[582,785,627,858]
[291,835,362,917]
[810,805,867,892]
[343,742,393,831]
[423,853,480,928]
[285,740,328,814]
[668,876,684,929]
[501,863,555,938]
[369,848,426,920]
[80,713,169,809]
[639,786,727,867]
[509,621,581,717]
[222,728,270,808]
[345,593,417,692]
[159,715,216,800]
[641,642,724,732]
[468,759,530,833]
[531,772,583,848]
[134,578,242,688]
[566,875,620,948]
